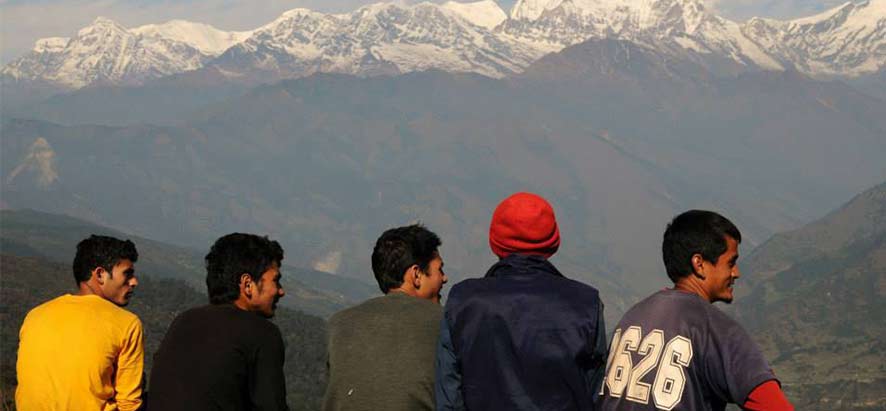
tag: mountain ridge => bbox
[0,208,378,317]
[734,181,886,410]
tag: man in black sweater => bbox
[148,233,288,411]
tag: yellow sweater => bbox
[16,294,144,411]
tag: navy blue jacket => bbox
[436,254,607,411]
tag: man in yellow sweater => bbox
[16,235,143,411]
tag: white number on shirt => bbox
[625,329,664,403]
[605,326,641,396]
[652,336,693,410]
[600,328,622,395]
[603,328,693,409]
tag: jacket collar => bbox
[484,253,565,279]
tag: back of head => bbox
[489,192,560,259]
[371,224,441,294]
[72,235,138,284]
[662,210,742,282]
[205,233,284,304]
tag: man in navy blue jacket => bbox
[436,192,608,411]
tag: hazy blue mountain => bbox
[734,181,886,410]
[0,209,377,317]
[3,47,885,321]
[1,70,252,127]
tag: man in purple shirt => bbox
[599,210,793,411]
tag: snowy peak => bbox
[260,7,338,30]
[214,1,537,81]
[80,16,129,35]
[132,20,251,56]
[786,1,859,26]
[510,0,559,21]
[33,37,69,53]
[441,1,507,29]
[788,0,884,30]
[509,0,711,22]
[499,0,777,72]
[73,17,133,52]
[2,16,212,88]
[742,0,885,76]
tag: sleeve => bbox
[704,313,778,405]
[587,303,608,404]
[115,317,145,411]
[742,380,794,411]
[435,313,465,411]
[251,325,289,411]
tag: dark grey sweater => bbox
[323,292,442,411]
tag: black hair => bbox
[72,235,138,284]
[205,233,284,304]
[662,210,742,282]
[371,224,441,294]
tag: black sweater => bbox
[147,304,288,411]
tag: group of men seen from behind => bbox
[15,192,794,411]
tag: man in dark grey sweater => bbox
[323,224,447,411]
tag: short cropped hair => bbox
[205,233,284,304]
[662,210,742,282]
[72,235,139,284]
[371,224,441,294]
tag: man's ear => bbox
[690,254,706,280]
[93,267,106,284]
[409,264,422,289]
[239,273,253,297]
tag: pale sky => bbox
[0,0,852,65]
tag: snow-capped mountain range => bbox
[2,17,251,88]
[3,0,884,89]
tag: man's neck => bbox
[387,287,419,298]
[232,297,251,312]
[77,281,102,298]
[673,277,712,303]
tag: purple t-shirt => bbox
[599,289,776,411]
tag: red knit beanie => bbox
[489,192,560,259]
